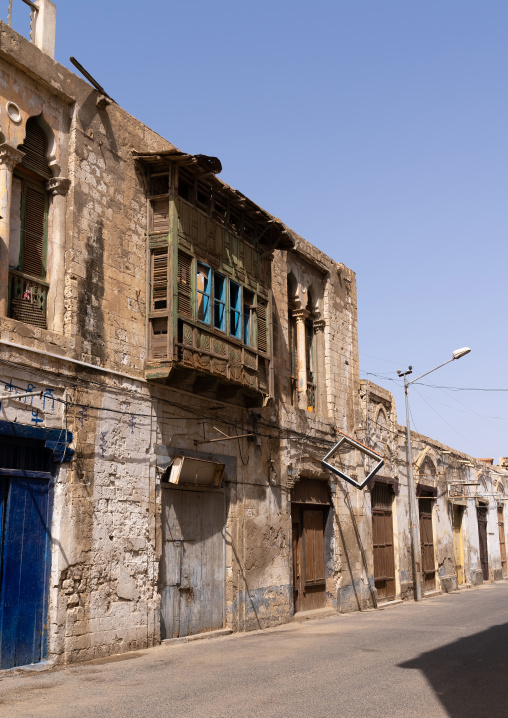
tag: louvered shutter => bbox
[151,249,169,311]
[257,300,268,353]
[151,198,169,233]
[21,185,47,278]
[177,251,192,318]
[19,119,51,178]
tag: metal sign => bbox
[321,435,384,490]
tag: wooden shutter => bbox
[151,198,169,233]
[22,185,46,278]
[19,119,50,178]
[177,251,192,318]
[257,300,268,353]
[151,249,169,311]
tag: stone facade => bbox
[0,11,506,671]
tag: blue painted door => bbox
[0,478,51,669]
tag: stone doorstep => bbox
[377,599,403,609]
[423,589,442,598]
[162,628,233,646]
[291,607,338,623]
[0,658,55,678]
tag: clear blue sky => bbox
[11,1,508,460]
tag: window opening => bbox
[197,263,211,323]
[9,116,51,329]
[213,273,226,332]
[151,249,169,311]
[257,299,268,353]
[229,280,241,339]
[243,289,254,346]
[177,251,192,318]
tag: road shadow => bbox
[399,621,508,718]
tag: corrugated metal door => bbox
[160,488,224,639]
[0,477,51,669]
[477,506,489,581]
[419,498,436,592]
[452,505,465,585]
[498,507,507,578]
[371,483,395,602]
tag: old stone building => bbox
[360,380,508,602]
[0,2,506,671]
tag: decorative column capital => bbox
[292,308,310,323]
[46,177,71,196]
[0,144,24,171]
[314,319,326,333]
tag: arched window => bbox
[9,116,51,328]
[288,276,298,406]
[305,289,316,411]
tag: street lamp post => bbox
[398,347,471,602]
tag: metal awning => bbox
[165,456,225,487]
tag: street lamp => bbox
[397,347,471,602]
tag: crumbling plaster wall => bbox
[270,240,374,613]
[153,391,292,633]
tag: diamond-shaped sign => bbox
[321,434,384,490]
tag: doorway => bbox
[160,487,225,639]
[419,496,436,593]
[371,482,395,602]
[291,478,330,613]
[476,504,489,582]
[498,507,507,578]
[451,505,465,585]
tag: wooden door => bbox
[0,477,51,669]
[498,507,507,578]
[291,504,326,612]
[371,483,395,602]
[452,505,465,585]
[419,497,436,593]
[477,506,489,581]
[160,488,224,639]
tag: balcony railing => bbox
[7,0,38,43]
[307,381,316,412]
[9,269,48,329]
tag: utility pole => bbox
[398,347,471,603]
[400,367,422,602]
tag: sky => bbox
[9,1,507,461]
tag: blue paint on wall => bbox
[0,421,74,463]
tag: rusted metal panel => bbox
[160,487,224,639]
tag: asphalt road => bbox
[1,582,507,718]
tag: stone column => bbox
[46,177,71,333]
[293,309,309,411]
[313,319,326,416]
[0,144,25,318]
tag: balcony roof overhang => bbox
[133,149,295,252]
